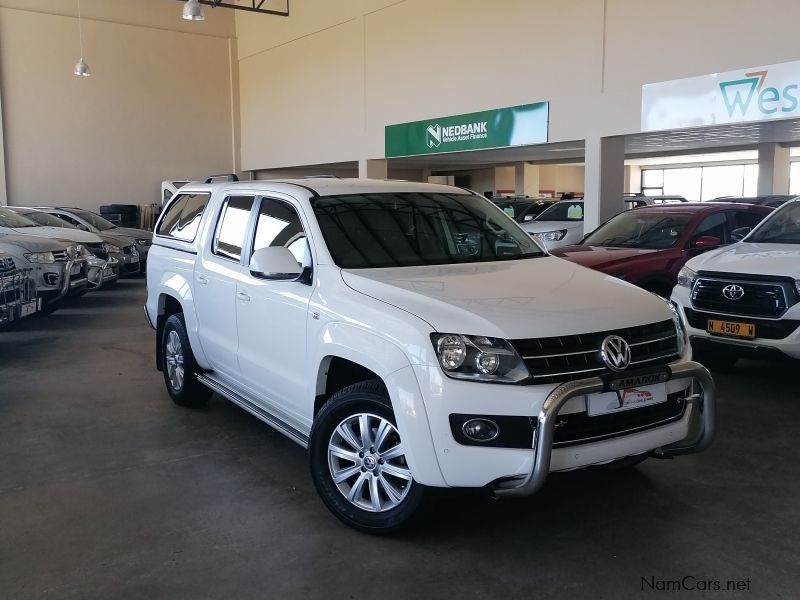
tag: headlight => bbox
[676,266,697,288]
[76,244,91,258]
[103,243,121,254]
[534,229,567,242]
[665,299,687,356]
[135,238,152,246]
[431,334,530,383]
[24,251,56,264]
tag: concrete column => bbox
[514,162,525,195]
[514,162,541,196]
[0,62,7,206]
[757,143,790,195]
[584,135,625,231]
[358,159,388,179]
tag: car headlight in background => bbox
[24,251,56,264]
[102,243,121,254]
[76,244,91,258]
[676,266,697,288]
[431,334,530,383]
[533,229,567,242]
[135,238,152,247]
[795,280,800,296]
[665,299,687,356]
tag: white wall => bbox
[0,1,236,209]
[236,0,800,171]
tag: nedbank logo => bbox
[426,124,441,148]
[719,69,799,118]
[425,120,488,148]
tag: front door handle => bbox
[197,274,208,285]
[237,290,251,302]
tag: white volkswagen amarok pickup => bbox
[672,198,800,369]
[145,178,715,533]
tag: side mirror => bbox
[249,247,302,280]
[694,235,721,250]
[731,226,751,242]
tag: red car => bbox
[551,202,774,297]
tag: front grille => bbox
[0,256,16,276]
[692,272,797,318]
[511,319,680,385]
[552,391,687,447]
[52,250,68,262]
[684,307,800,340]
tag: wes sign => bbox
[385,102,548,158]
[641,60,800,131]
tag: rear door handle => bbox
[237,290,251,302]
[197,274,208,285]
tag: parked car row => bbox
[0,206,153,325]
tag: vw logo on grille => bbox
[722,284,745,301]
[600,335,632,372]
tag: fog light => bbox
[44,272,59,286]
[462,418,499,442]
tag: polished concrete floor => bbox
[1,278,798,599]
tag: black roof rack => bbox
[204,173,239,183]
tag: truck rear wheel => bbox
[309,380,427,534]
[161,313,211,408]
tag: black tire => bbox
[599,453,649,470]
[161,313,211,408]
[693,346,738,371]
[309,380,427,534]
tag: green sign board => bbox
[385,102,548,158]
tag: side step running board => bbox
[197,373,309,448]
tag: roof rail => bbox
[302,175,339,179]
[204,173,239,184]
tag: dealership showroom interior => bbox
[2,0,800,597]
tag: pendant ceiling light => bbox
[182,0,205,21]
[73,0,90,77]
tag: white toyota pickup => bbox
[145,178,715,533]
[672,198,800,369]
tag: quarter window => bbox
[157,192,211,241]
[213,196,255,261]
[253,198,309,266]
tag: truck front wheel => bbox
[309,380,427,534]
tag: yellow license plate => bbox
[707,319,755,338]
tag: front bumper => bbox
[0,268,39,324]
[493,361,715,496]
[672,286,800,359]
[87,258,119,289]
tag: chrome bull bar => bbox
[493,360,715,497]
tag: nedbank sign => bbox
[386,102,548,158]
[642,60,800,131]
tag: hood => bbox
[340,257,672,339]
[687,242,800,278]
[108,226,152,240]
[0,233,68,252]
[98,232,136,248]
[521,220,583,234]
[552,245,661,269]
[3,225,102,244]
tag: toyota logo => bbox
[600,335,632,372]
[722,284,745,301]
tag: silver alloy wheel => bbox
[327,412,412,512]
[165,330,185,392]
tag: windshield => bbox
[69,209,117,231]
[583,211,693,249]
[312,192,545,269]
[535,201,584,222]
[18,210,80,229]
[0,207,39,228]
[749,201,800,244]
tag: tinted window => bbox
[0,207,38,228]
[732,211,767,231]
[691,212,728,245]
[312,193,544,269]
[21,211,79,229]
[253,198,309,265]
[213,196,255,261]
[535,201,584,222]
[69,209,116,231]
[157,193,211,241]
[583,210,693,249]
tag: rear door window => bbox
[213,196,255,261]
[157,192,211,241]
[691,212,729,245]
